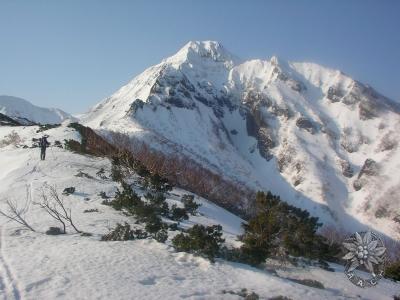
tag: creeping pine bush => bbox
[109,181,141,211]
[170,204,189,223]
[172,224,224,262]
[106,182,169,243]
[111,157,124,182]
[36,123,61,133]
[239,191,335,266]
[101,223,152,241]
[144,192,169,217]
[182,194,201,215]
[385,260,400,281]
[143,173,173,192]
[101,223,135,241]
[96,168,107,179]
[144,215,168,243]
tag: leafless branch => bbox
[0,199,36,232]
[37,185,81,234]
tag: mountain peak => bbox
[166,40,240,66]
[0,95,73,125]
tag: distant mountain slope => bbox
[82,41,400,240]
[0,112,22,126]
[0,95,73,125]
[0,124,398,299]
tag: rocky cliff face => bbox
[83,41,400,239]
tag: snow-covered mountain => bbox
[82,41,400,240]
[0,95,73,125]
[0,124,399,299]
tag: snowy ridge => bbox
[82,41,400,241]
[0,95,73,125]
[0,124,399,299]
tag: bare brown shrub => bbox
[107,131,254,217]
[0,130,23,147]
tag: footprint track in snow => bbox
[0,227,22,300]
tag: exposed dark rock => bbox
[62,187,76,195]
[339,160,354,178]
[193,93,209,106]
[342,92,360,106]
[342,81,363,106]
[270,104,293,119]
[277,141,297,173]
[230,129,238,135]
[276,71,288,81]
[246,110,258,138]
[393,215,400,224]
[359,99,379,120]
[375,206,390,218]
[164,96,194,109]
[353,178,364,191]
[327,86,344,102]
[46,227,64,235]
[216,94,236,112]
[257,128,275,161]
[377,131,398,152]
[275,68,306,93]
[128,99,145,115]
[296,117,316,134]
[358,158,379,179]
[288,79,307,92]
[245,107,275,161]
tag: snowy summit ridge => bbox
[0,95,73,125]
[83,41,400,240]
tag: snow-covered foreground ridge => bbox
[83,41,400,240]
[0,124,399,299]
[0,95,73,125]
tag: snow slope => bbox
[82,41,400,241]
[0,124,399,299]
[0,95,73,125]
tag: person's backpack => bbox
[40,137,48,147]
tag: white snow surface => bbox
[0,95,73,125]
[0,125,399,299]
[82,41,400,241]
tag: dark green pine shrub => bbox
[54,140,63,148]
[64,139,83,153]
[170,204,189,223]
[36,123,61,133]
[96,167,107,179]
[287,278,325,289]
[101,223,135,241]
[98,191,110,200]
[172,224,224,262]
[101,223,152,241]
[182,194,201,215]
[385,260,400,281]
[168,223,179,231]
[144,192,169,217]
[240,191,329,266]
[111,156,124,182]
[109,181,141,211]
[144,173,173,192]
[135,162,150,178]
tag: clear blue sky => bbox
[0,0,399,114]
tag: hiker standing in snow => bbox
[39,136,50,160]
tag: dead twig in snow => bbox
[37,185,81,234]
[0,199,36,232]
